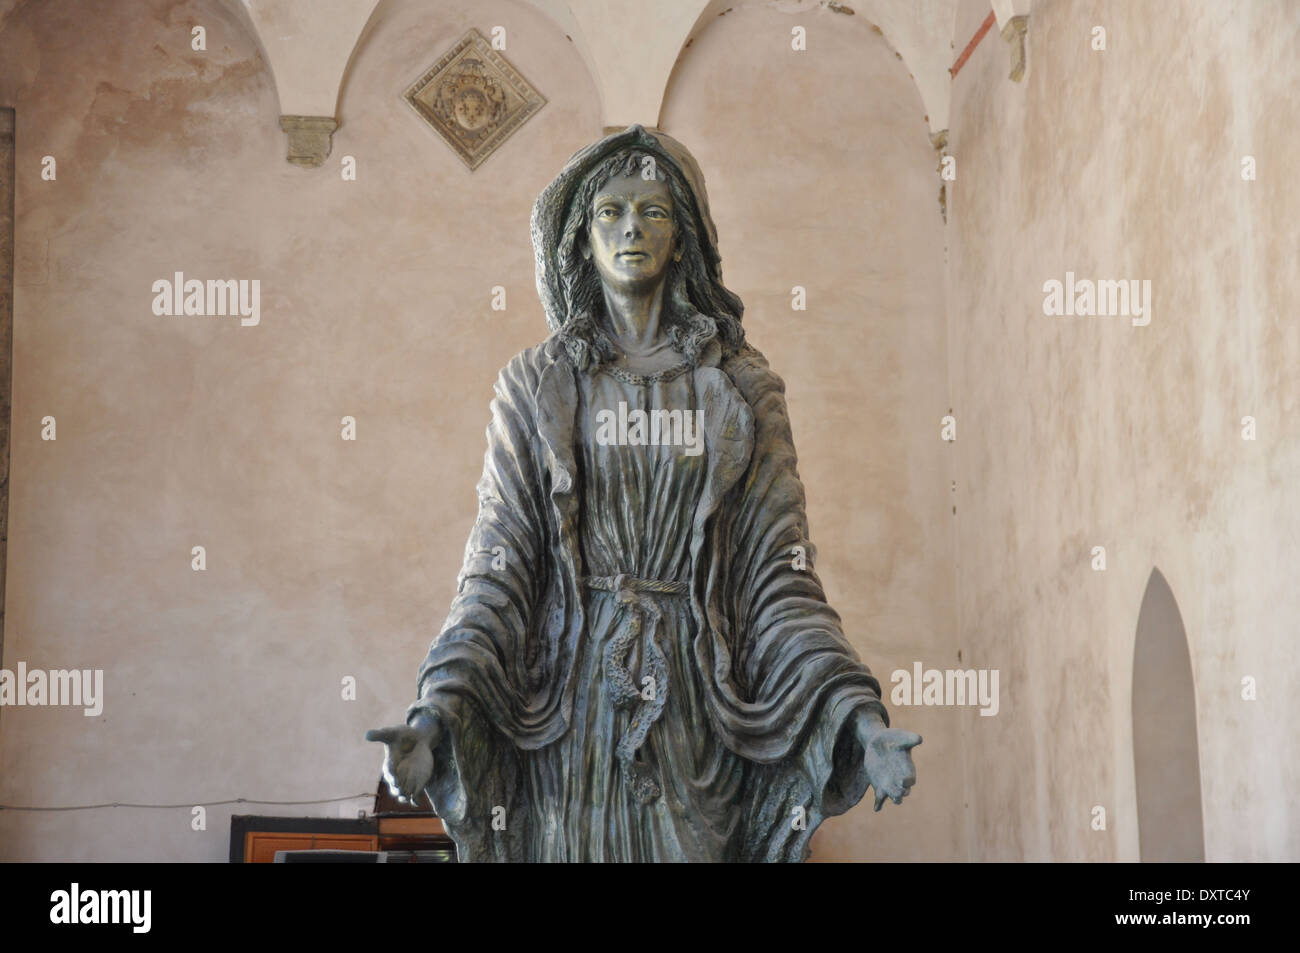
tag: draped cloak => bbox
[406,126,891,862]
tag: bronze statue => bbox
[367,125,920,861]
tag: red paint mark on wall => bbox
[950,10,997,78]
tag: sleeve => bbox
[406,352,550,732]
[706,348,891,857]
[727,347,889,741]
[400,351,554,861]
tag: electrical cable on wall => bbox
[0,793,373,812]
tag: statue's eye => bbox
[596,206,619,219]
[644,206,668,219]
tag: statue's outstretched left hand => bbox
[854,711,921,811]
[365,717,441,807]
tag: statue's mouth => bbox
[617,251,648,260]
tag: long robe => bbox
[407,334,891,861]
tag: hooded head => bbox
[530,125,745,369]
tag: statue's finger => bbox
[873,790,885,812]
[398,766,425,800]
[366,727,400,744]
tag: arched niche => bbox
[1132,567,1205,862]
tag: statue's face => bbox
[586,173,676,291]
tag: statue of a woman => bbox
[368,125,920,862]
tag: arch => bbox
[232,0,380,118]
[523,0,959,135]
[665,0,957,136]
[525,0,711,129]
[339,0,602,125]
[214,0,283,112]
[1132,568,1205,862]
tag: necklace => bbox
[600,360,693,385]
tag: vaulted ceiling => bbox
[0,0,1036,151]
[221,0,991,135]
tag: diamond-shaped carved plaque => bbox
[404,28,546,170]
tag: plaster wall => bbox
[948,0,1299,861]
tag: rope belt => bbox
[583,573,690,804]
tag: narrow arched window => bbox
[1133,568,1205,862]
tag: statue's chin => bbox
[595,270,668,297]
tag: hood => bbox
[529,124,725,334]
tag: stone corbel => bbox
[1001,15,1028,82]
[278,115,338,168]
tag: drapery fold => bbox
[407,338,889,861]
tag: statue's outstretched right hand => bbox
[365,716,441,807]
